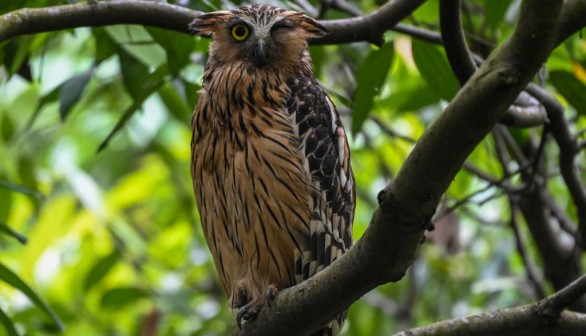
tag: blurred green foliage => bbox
[1,0,585,335]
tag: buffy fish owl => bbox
[189,4,355,335]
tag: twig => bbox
[526,84,586,246]
[439,0,477,84]
[509,200,547,299]
[439,0,547,127]
[392,23,442,43]
[316,0,428,46]
[537,274,586,318]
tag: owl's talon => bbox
[236,300,262,329]
[265,285,278,307]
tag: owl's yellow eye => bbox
[231,24,250,41]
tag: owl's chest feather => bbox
[194,64,301,167]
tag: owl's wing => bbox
[287,75,355,283]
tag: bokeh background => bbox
[1,0,586,335]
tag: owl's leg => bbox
[236,284,279,328]
[231,280,249,309]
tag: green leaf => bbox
[549,70,586,116]
[0,180,43,200]
[83,251,120,292]
[2,37,32,78]
[182,79,201,109]
[0,187,11,222]
[118,49,151,101]
[100,287,148,310]
[59,68,94,120]
[0,306,18,336]
[26,85,61,130]
[352,42,394,134]
[97,64,167,152]
[0,263,63,331]
[93,28,118,62]
[1,113,15,142]
[147,27,196,75]
[411,39,460,101]
[158,81,192,121]
[0,221,27,244]
[379,83,440,113]
[484,0,513,30]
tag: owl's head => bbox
[189,4,328,69]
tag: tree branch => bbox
[315,0,427,46]
[0,0,578,334]
[439,0,476,84]
[526,84,586,247]
[439,0,547,128]
[509,200,547,300]
[396,275,586,336]
[537,274,586,317]
[514,133,586,310]
[395,301,586,336]
[0,0,427,46]
[1,0,584,49]
[235,0,565,334]
[555,0,586,45]
[0,0,198,42]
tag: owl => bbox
[189,4,355,335]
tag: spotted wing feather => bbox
[287,74,355,283]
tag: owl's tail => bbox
[310,310,347,336]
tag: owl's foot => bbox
[265,284,278,307]
[232,282,249,309]
[236,285,279,329]
[236,300,261,329]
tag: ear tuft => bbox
[296,14,329,39]
[189,11,231,37]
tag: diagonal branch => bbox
[0,0,577,334]
[235,0,565,334]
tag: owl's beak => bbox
[253,40,268,67]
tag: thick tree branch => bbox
[0,0,578,334]
[387,0,563,224]
[555,0,586,45]
[233,0,565,334]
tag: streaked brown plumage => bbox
[189,5,355,335]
